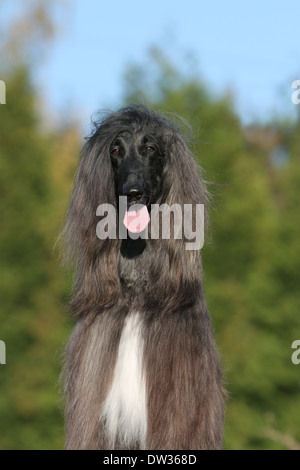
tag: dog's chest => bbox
[101,312,147,448]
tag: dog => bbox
[61,104,225,450]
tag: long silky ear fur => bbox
[147,130,209,314]
[61,132,121,317]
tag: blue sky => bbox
[32,1,300,128]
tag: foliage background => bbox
[0,1,300,450]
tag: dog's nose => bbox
[122,185,144,203]
[123,185,143,197]
[125,188,142,197]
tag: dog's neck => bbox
[118,238,151,289]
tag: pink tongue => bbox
[123,205,150,233]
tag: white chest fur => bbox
[100,312,147,448]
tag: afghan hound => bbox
[61,104,225,450]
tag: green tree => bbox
[0,1,76,449]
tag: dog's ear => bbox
[163,132,209,211]
[61,133,121,316]
[147,132,209,314]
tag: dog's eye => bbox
[111,147,120,157]
[146,146,155,154]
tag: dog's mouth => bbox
[122,192,152,234]
[126,193,152,207]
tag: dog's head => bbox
[109,121,168,234]
[110,130,164,206]
[89,105,174,235]
[68,104,208,241]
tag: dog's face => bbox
[110,130,165,206]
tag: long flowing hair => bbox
[61,105,225,450]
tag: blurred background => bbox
[0,0,300,450]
